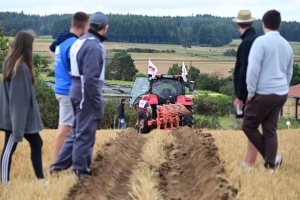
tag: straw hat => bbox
[232,10,256,23]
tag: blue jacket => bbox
[50,30,78,95]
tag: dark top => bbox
[0,63,44,142]
[233,27,258,102]
[118,103,125,119]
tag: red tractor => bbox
[129,74,195,133]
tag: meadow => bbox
[32,38,300,75]
[0,128,299,199]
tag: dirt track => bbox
[67,127,238,200]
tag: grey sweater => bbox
[0,63,44,142]
[246,31,293,97]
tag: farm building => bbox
[282,84,300,119]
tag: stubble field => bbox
[33,39,300,76]
[0,127,299,200]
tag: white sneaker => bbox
[239,161,252,170]
[275,155,283,168]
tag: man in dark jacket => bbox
[117,99,126,129]
[232,10,258,168]
[49,12,109,178]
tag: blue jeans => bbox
[118,119,126,129]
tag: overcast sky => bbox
[1,0,299,22]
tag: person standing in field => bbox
[48,12,89,163]
[49,12,109,177]
[232,10,259,168]
[134,95,151,130]
[117,99,127,129]
[242,9,293,173]
[0,30,47,185]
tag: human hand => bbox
[234,98,244,109]
[248,96,253,102]
[69,71,72,76]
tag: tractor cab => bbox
[129,77,150,108]
[148,74,185,105]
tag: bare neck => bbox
[70,28,81,37]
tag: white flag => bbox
[182,62,188,82]
[148,59,158,79]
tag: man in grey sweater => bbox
[242,10,293,172]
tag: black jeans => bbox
[242,93,287,169]
[0,131,44,184]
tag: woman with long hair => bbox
[0,30,46,185]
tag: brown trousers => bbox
[242,93,287,168]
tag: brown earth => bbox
[67,128,146,200]
[159,127,238,200]
[67,127,237,200]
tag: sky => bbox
[1,0,299,22]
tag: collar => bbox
[265,31,280,35]
[241,27,256,40]
[88,29,107,42]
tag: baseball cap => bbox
[89,12,108,28]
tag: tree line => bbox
[1,11,300,47]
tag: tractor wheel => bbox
[182,105,194,128]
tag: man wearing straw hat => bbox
[232,10,258,168]
[242,10,293,173]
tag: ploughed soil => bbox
[67,127,238,200]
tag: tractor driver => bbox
[134,95,151,130]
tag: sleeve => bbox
[9,66,32,142]
[134,101,139,109]
[117,105,122,118]
[286,49,294,86]
[82,44,103,110]
[246,39,263,97]
[49,41,56,52]
[66,45,71,71]
[236,42,250,100]
[146,102,151,108]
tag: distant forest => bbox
[1,11,300,47]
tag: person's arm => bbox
[286,50,294,86]
[246,39,263,98]
[146,102,151,108]
[49,41,56,60]
[117,105,122,119]
[66,45,72,73]
[236,41,250,101]
[134,101,139,110]
[9,65,32,142]
[122,105,125,118]
[82,44,103,110]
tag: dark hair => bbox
[3,30,36,84]
[262,10,281,30]
[89,23,106,32]
[121,98,126,103]
[237,22,253,29]
[72,12,89,29]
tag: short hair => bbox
[262,10,281,30]
[237,22,253,29]
[121,99,126,103]
[89,23,106,32]
[71,12,89,29]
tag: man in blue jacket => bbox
[48,12,89,163]
[49,12,109,178]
